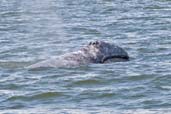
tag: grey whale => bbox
[27,41,129,69]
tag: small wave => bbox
[0,60,30,69]
[1,108,171,114]
[31,91,65,100]
[125,74,153,82]
[97,92,116,99]
[72,79,102,86]
[6,91,65,102]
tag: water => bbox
[0,0,171,113]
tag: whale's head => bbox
[86,41,129,63]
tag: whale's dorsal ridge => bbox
[27,40,129,69]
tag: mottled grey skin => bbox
[27,41,129,69]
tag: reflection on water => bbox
[0,0,171,113]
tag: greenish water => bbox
[0,0,171,113]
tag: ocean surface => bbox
[0,0,171,113]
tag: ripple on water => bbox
[6,91,66,102]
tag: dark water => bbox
[0,0,171,113]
